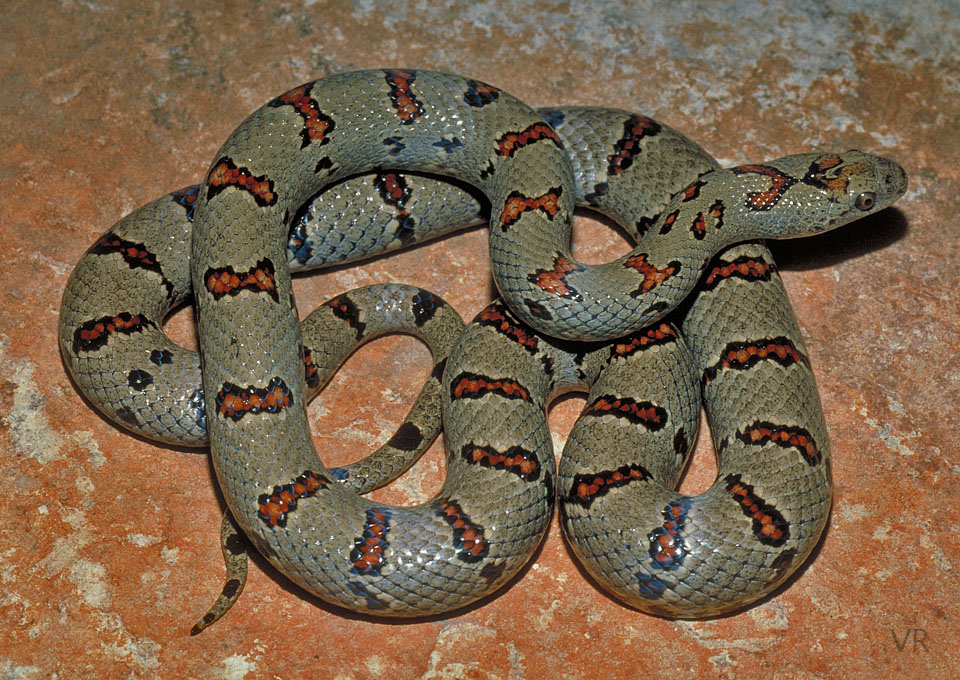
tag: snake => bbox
[58,69,907,621]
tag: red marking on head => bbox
[814,154,842,171]
[731,164,798,211]
[804,154,864,194]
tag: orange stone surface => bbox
[1,2,956,678]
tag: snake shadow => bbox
[767,206,908,270]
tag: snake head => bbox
[729,150,908,238]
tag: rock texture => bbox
[1,1,955,677]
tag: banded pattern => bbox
[58,73,907,623]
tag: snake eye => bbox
[855,192,876,211]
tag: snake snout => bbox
[885,159,909,203]
[867,154,908,202]
[826,151,908,221]
[822,153,907,236]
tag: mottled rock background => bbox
[1,1,956,678]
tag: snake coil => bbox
[59,70,907,621]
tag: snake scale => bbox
[59,69,907,621]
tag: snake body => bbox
[59,70,907,618]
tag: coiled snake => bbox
[59,70,907,623]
